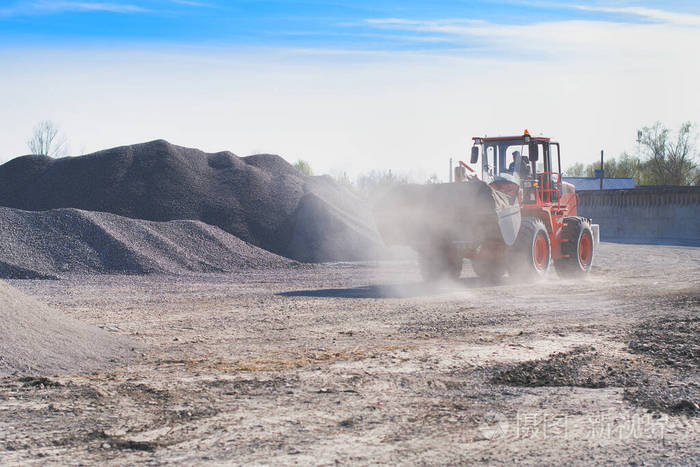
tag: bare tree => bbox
[425,174,441,184]
[583,153,644,183]
[26,120,67,157]
[613,153,644,183]
[293,159,313,176]
[639,121,697,185]
[330,170,354,189]
[665,122,698,185]
[564,162,586,176]
[355,169,410,199]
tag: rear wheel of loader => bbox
[555,217,594,277]
[507,217,550,279]
[471,258,506,282]
[418,248,463,282]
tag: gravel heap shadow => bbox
[0,140,382,262]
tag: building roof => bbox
[563,177,636,191]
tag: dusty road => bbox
[1,243,698,465]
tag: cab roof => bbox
[472,135,551,143]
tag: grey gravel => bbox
[0,243,698,464]
[0,206,300,279]
[0,280,134,376]
[0,140,382,262]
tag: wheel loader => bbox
[374,130,600,281]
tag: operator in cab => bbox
[508,150,531,178]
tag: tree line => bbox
[26,119,699,187]
[294,160,438,199]
[565,122,699,186]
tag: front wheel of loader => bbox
[507,217,551,279]
[555,217,594,277]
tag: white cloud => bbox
[366,18,485,26]
[363,11,700,66]
[0,1,148,17]
[169,0,209,6]
[570,4,700,27]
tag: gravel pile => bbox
[0,140,382,262]
[0,207,299,279]
[628,314,699,370]
[490,346,637,389]
[0,280,134,376]
[491,324,699,416]
[625,312,699,415]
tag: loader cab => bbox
[472,137,538,183]
[471,132,563,206]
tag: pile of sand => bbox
[0,140,382,262]
[0,281,134,376]
[0,207,299,279]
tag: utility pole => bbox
[636,130,642,162]
[599,150,604,190]
[449,157,453,183]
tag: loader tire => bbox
[418,249,462,282]
[471,258,506,282]
[555,217,594,277]
[507,217,550,279]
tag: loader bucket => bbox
[373,180,514,252]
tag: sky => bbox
[1,0,699,179]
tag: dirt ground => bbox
[1,243,698,465]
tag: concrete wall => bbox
[577,187,700,246]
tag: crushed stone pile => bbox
[0,140,382,262]
[0,280,134,376]
[0,207,299,279]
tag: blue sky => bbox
[1,1,699,176]
[2,1,699,50]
